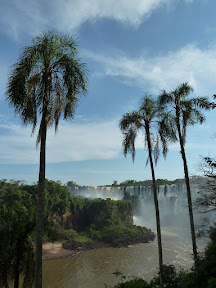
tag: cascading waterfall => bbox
[69,182,214,232]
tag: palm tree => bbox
[158,82,212,276]
[119,96,175,288]
[6,31,87,288]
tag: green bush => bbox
[100,224,154,247]
[150,265,181,288]
[73,232,93,243]
[61,229,77,241]
[44,221,62,242]
[207,277,216,288]
[114,278,150,288]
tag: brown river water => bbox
[43,228,204,288]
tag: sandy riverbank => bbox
[42,241,110,260]
[42,243,78,260]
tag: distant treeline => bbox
[116,176,206,187]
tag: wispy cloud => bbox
[0,0,191,40]
[0,120,122,164]
[0,115,213,165]
[0,61,10,97]
[84,44,216,95]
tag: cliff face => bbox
[82,198,133,229]
[58,198,133,231]
[62,198,155,248]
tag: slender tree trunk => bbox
[2,263,9,288]
[146,125,164,288]
[177,122,199,276]
[14,239,20,288]
[34,114,47,288]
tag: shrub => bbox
[114,278,150,288]
[61,229,77,241]
[100,224,154,247]
[150,265,181,288]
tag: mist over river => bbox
[43,183,210,288]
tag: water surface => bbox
[43,229,200,288]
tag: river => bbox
[43,227,205,288]
[43,183,209,287]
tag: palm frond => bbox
[153,135,160,164]
[122,127,137,162]
[6,45,39,116]
[158,112,177,158]
[119,111,141,131]
[176,82,193,98]
[158,90,174,107]
[145,156,149,167]
[191,97,213,110]
[139,95,157,121]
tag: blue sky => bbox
[0,0,216,186]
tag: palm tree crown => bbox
[7,31,87,143]
[158,82,211,144]
[119,95,175,163]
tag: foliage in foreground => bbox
[0,180,36,288]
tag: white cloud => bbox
[0,115,214,165]
[0,61,10,97]
[0,0,191,39]
[0,120,123,164]
[84,44,216,95]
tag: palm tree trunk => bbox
[177,123,199,275]
[146,125,164,288]
[2,263,9,288]
[35,114,47,288]
[14,239,20,288]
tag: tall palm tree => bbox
[158,82,212,276]
[119,96,175,288]
[6,31,87,288]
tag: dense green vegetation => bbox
[0,180,35,288]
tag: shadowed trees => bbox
[6,31,87,288]
[158,82,213,276]
[119,96,175,288]
[0,184,35,288]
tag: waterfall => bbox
[69,182,213,230]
